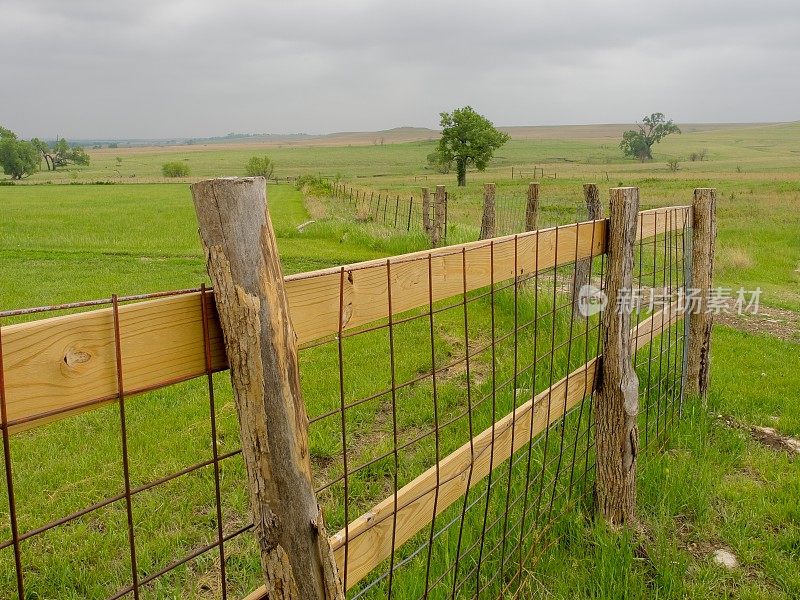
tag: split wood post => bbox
[686,188,717,401]
[573,184,603,318]
[433,185,447,247]
[421,187,431,236]
[479,183,496,240]
[191,177,343,600]
[525,182,540,231]
[594,186,640,526]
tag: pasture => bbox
[0,122,799,598]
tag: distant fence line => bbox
[331,181,449,246]
[0,178,717,599]
[332,181,599,247]
[511,166,557,180]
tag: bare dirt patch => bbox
[719,415,800,455]
[716,305,800,342]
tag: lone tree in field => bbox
[435,107,509,186]
[0,126,40,180]
[28,137,91,172]
[245,155,275,179]
[619,113,681,161]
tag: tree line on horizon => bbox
[0,126,90,180]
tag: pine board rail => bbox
[0,209,686,434]
[1,221,604,433]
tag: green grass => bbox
[1,123,798,598]
[532,327,800,599]
[0,184,425,312]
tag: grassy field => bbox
[1,122,798,598]
[10,121,800,184]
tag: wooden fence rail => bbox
[1,208,686,434]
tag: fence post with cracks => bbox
[594,186,640,526]
[191,177,343,600]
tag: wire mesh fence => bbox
[332,184,437,240]
[494,192,586,237]
[0,204,693,599]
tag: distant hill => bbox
[80,122,784,151]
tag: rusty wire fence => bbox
[493,191,585,238]
[332,183,436,240]
[1,206,691,599]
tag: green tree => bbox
[30,138,53,170]
[426,150,451,174]
[162,161,190,177]
[0,132,40,179]
[619,113,681,161]
[244,155,275,178]
[51,138,90,169]
[436,106,509,186]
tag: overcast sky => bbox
[1,0,798,139]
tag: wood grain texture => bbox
[192,177,342,599]
[432,185,447,247]
[686,188,717,399]
[573,183,603,318]
[479,183,496,240]
[594,186,640,526]
[636,206,689,241]
[3,201,687,436]
[421,187,431,236]
[0,220,608,433]
[525,182,539,231]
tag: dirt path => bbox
[716,305,800,343]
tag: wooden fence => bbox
[0,180,716,599]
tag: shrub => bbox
[295,174,332,197]
[162,161,190,177]
[666,159,680,172]
[245,155,275,179]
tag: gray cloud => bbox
[1,0,798,138]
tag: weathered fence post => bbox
[525,182,540,231]
[595,186,640,526]
[433,185,447,247]
[479,183,496,240]
[686,188,717,401]
[573,184,603,318]
[191,177,343,600]
[421,187,431,235]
